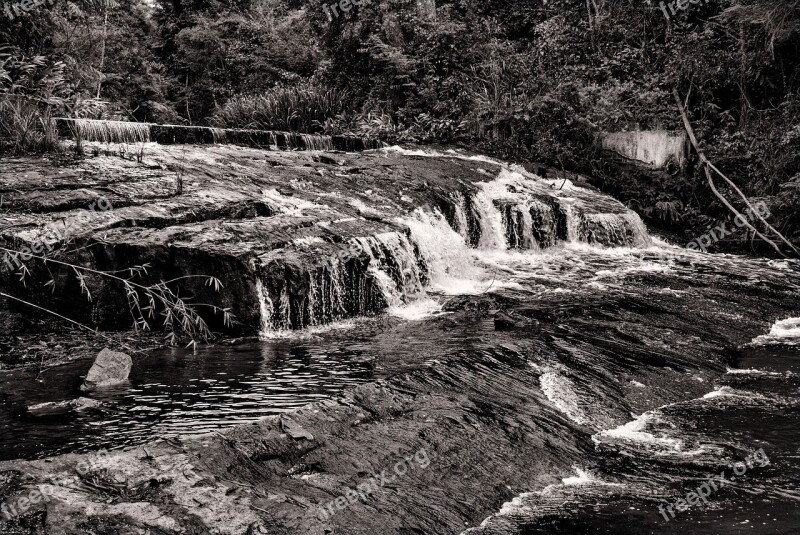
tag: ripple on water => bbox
[0,341,375,460]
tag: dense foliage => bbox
[1,0,799,248]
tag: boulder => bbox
[80,348,132,391]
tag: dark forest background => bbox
[1,0,799,247]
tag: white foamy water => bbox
[471,180,509,250]
[451,191,470,239]
[388,298,445,320]
[559,466,621,488]
[750,317,800,346]
[380,145,507,168]
[700,386,772,403]
[255,278,274,339]
[725,367,783,376]
[702,387,735,399]
[400,209,484,282]
[594,411,684,452]
[262,188,326,216]
[257,317,361,340]
[470,466,624,530]
[539,371,589,426]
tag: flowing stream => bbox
[1,150,798,533]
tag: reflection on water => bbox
[0,341,375,460]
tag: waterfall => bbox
[251,153,655,333]
[210,127,227,144]
[471,182,508,250]
[399,209,484,293]
[353,232,426,302]
[584,213,652,247]
[67,118,151,144]
[600,130,687,168]
[256,278,274,338]
[499,203,538,250]
[560,201,583,242]
[528,198,558,248]
[277,286,292,330]
[451,192,470,239]
[519,205,537,250]
[301,134,335,151]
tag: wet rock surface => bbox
[80,349,132,391]
[1,144,798,534]
[27,397,102,416]
[1,248,798,533]
[0,144,640,339]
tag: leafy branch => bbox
[0,244,234,346]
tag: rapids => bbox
[1,146,798,534]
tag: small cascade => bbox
[528,198,559,248]
[499,203,537,250]
[210,127,227,144]
[67,118,151,144]
[451,192,470,240]
[56,118,380,152]
[460,167,653,252]
[559,201,585,243]
[301,134,335,151]
[326,260,348,318]
[358,254,404,308]
[252,151,656,334]
[257,255,376,334]
[276,286,292,330]
[583,212,653,247]
[255,231,431,333]
[255,278,274,337]
[471,183,508,250]
[353,232,427,301]
[400,209,484,292]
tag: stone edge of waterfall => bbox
[54,117,383,152]
[1,144,653,344]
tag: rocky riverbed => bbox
[1,143,798,534]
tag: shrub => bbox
[211,82,349,133]
[0,48,69,153]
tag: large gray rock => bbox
[80,348,132,391]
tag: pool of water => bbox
[0,337,382,459]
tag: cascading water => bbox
[584,213,652,248]
[471,182,509,250]
[301,134,335,151]
[255,278,274,335]
[253,154,654,334]
[560,201,583,242]
[353,232,426,302]
[451,191,470,240]
[399,209,486,294]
